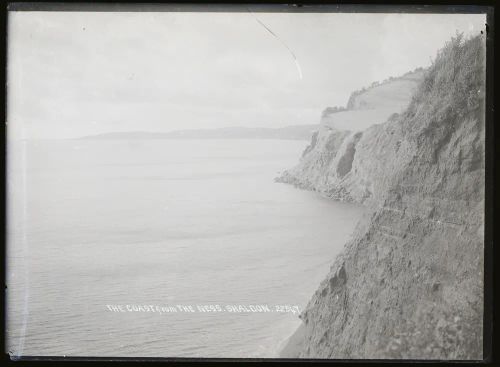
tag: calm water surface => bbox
[7,139,364,358]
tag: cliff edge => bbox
[279,34,485,359]
[276,68,424,203]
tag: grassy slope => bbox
[322,70,424,132]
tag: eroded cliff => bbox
[279,35,485,359]
[276,69,424,203]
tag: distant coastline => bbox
[78,125,320,141]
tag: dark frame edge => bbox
[1,2,497,366]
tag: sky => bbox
[7,9,486,139]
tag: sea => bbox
[6,138,364,358]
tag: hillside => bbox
[321,69,424,132]
[279,34,486,359]
[276,69,424,202]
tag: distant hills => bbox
[79,125,320,141]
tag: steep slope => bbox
[280,35,486,359]
[276,70,424,203]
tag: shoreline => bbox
[278,323,306,358]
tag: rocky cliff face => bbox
[279,35,485,359]
[276,69,424,203]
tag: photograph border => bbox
[1,1,497,365]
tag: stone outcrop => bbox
[276,69,424,204]
[279,35,486,360]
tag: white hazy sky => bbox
[8,10,486,139]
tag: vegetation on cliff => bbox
[280,34,486,360]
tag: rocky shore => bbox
[277,35,485,360]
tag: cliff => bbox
[279,34,486,359]
[276,69,424,203]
